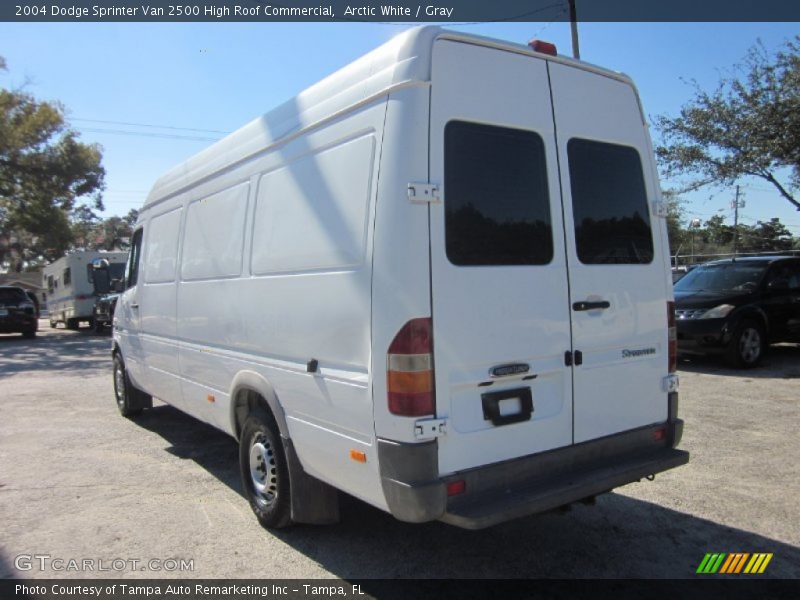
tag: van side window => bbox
[63,268,71,287]
[126,229,144,289]
[567,139,654,264]
[144,208,182,284]
[183,184,248,281]
[444,121,553,266]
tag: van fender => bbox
[228,370,288,440]
[228,370,340,525]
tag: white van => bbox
[113,26,688,530]
[44,250,128,329]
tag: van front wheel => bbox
[239,413,292,529]
[113,354,143,417]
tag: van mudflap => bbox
[440,422,688,530]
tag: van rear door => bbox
[429,40,573,475]
[549,64,669,443]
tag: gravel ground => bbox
[0,321,798,579]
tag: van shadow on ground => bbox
[678,343,800,379]
[134,404,800,580]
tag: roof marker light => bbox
[528,40,558,56]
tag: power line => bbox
[79,127,221,142]
[72,118,231,135]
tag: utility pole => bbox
[732,185,745,258]
[690,218,702,264]
[569,0,580,59]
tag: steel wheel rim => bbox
[739,328,761,363]
[248,434,277,507]
[114,362,126,407]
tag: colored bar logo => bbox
[696,553,773,574]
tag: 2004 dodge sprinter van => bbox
[112,26,688,530]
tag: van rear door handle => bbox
[573,300,610,311]
[130,303,139,309]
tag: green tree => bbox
[655,37,800,210]
[702,214,735,246]
[93,215,134,250]
[0,56,105,268]
[739,217,794,252]
[663,190,687,255]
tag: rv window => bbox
[126,229,143,289]
[567,139,654,265]
[47,276,54,293]
[63,268,72,287]
[444,121,553,266]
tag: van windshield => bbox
[674,263,768,293]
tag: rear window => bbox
[567,139,653,264]
[0,288,27,303]
[444,121,553,266]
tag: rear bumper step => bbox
[378,418,688,529]
[442,443,688,529]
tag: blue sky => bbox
[1,21,799,233]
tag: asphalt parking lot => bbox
[0,321,798,579]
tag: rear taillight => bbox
[667,301,677,373]
[387,318,435,416]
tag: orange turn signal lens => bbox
[350,449,367,463]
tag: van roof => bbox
[143,26,634,210]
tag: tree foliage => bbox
[655,37,800,210]
[0,56,105,270]
[669,213,796,262]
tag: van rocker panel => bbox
[378,419,687,529]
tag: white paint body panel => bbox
[115,26,673,515]
[548,64,670,442]
[429,41,573,475]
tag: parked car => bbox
[674,256,800,367]
[0,286,38,338]
[24,291,40,318]
[671,265,696,284]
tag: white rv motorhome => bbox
[113,27,687,530]
[44,251,128,329]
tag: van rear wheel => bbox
[239,412,292,529]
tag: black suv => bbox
[674,256,800,367]
[0,286,38,338]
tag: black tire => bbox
[66,318,79,330]
[113,353,144,417]
[49,320,57,329]
[725,319,766,369]
[93,319,105,335]
[22,328,36,339]
[239,411,292,529]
